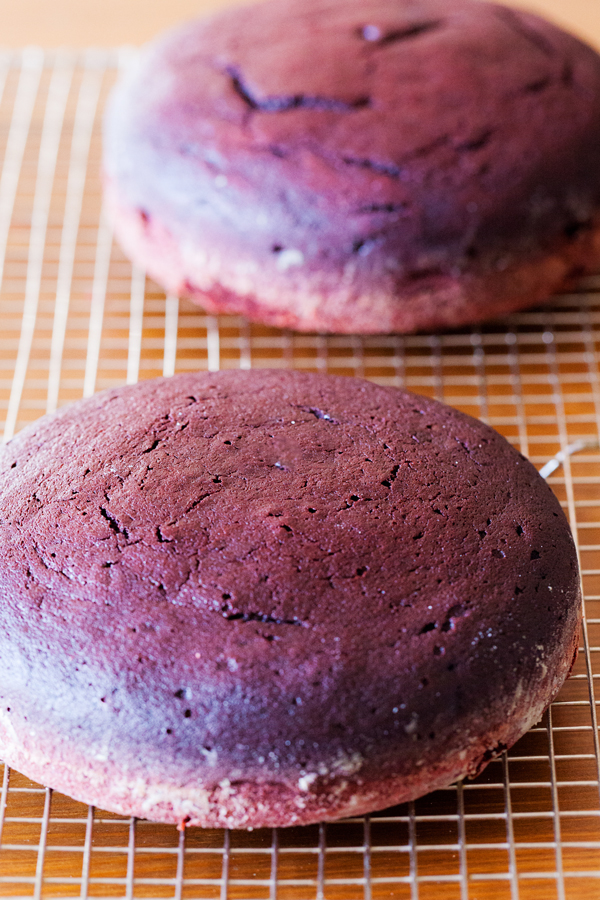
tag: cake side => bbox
[104,178,600,333]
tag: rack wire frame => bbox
[0,48,599,899]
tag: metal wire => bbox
[0,47,600,900]
[3,49,65,442]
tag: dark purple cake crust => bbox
[0,371,581,827]
[104,0,600,333]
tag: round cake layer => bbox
[103,0,600,333]
[0,370,581,827]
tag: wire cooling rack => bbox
[0,47,600,900]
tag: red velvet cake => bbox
[103,0,600,332]
[0,371,581,827]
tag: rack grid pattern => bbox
[0,49,600,900]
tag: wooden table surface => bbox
[0,0,598,49]
[0,2,599,898]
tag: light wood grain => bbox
[0,0,598,48]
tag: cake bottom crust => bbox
[0,728,531,829]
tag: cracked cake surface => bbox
[0,369,582,827]
[103,0,600,332]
